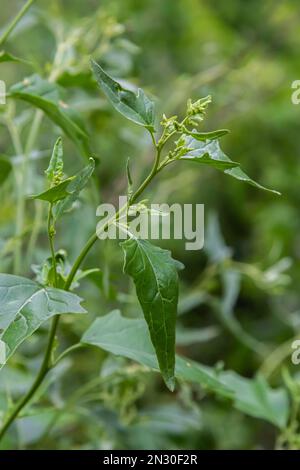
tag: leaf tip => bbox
[164,375,176,392]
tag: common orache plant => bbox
[0,0,290,448]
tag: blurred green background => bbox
[0,0,300,450]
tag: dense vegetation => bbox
[0,0,299,450]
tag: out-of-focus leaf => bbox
[0,274,86,368]
[220,372,289,429]
[121,239,184,391]
[91,60,155,131]
[10,75,90,157]
[81,310,232,399]
[0,156,12,186]
[205,212,232,263]
[0,51,26,63]
[179,136,280,194]
[31,158,94,212]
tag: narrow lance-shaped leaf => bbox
[54,157,95,219]
[91,60,155,131]
[179,135,280,194]
[0,274,86,368]
[10,75,90,158]
[120,238,184,391]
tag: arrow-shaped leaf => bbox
[0,274,86,368]
[82,310,232,398]
[120,238,184,391]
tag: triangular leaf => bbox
[0,155,12,186]
[81,310,232,398]
[0,51,27,63]
[180,136,280,194]
[185,129,229,141]
[180,135,239,170]
[82,311,289,427]
[0,274,86,368]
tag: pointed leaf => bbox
[82,311,289,427]
[120,238,183,390]
[45,137,64,183]
[31,158,95,210]
[0,274,86,368]
[10,75,90,157]
[0,155,12,186]
[91,60,155,131]
[31,177,76,204]
[81,310,232,398]
[180,135,239,170]
[54,158,95,218]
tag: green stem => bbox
[14,110,43,274]
[0,0,36,48]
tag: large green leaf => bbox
[0,51,26,63]
[10,75,90,157]
[0,274,86,368]
[81,310,232,398]
[91,60,155,131]
[82,311,289,427]
[179,135,280,194]
[121,238,184,391]
[0,155,12,186]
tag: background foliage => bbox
[0,0,300,449]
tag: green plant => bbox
[0,1,298,450]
